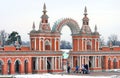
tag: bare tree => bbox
[60,40,72,49]
[107,34,119,46]
[99,36,105,47]
[0,30,8,46]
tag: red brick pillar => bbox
[104,56,108,70]
[118,60,120,69]
[10,63,15,74]
[96,58,98,67]
[111,61,114,69]
[116,62,119,69]
[20,63,24,74]
[28,59,32,74]
[2,63,7,75]
[110,61,113,69]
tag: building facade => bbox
[0,4,120,75]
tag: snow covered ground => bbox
[11,73,120,78]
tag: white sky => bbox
[0,0,120,43]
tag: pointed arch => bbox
[7,58,12,63]
[24,58,29,63]
[87,39,91,50]
[14,58,22,64]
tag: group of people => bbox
[81,64,89,74]
[67,64,89,74]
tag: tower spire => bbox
[84,6,87,16]
[32,22,35,30]
[43,3,47,15]
[80,6,91,34]
[95,24,97,32]
[41,3,49,23]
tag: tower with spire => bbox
[41,3,48,23]
[77,6,100,51]
[80,6,91,34]
[29,3,60,52]
[39,3,51,32]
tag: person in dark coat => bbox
[84,64,89,74]
[67,65,71,74]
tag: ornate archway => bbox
[52,18,80,35]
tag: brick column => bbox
[2,63,7,75]
[28,59,32,74]
[10,63,15,74]
[110,61,113,69]
[104,56,108,70]
[20,63,24,74]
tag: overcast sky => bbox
[0,0,120,43]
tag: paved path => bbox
[0,72,120,78]
[60,71,120,76]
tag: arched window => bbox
[87,40,91,50]
[45,40,50,50]
[113,58,117,69]
[15,60,21,74]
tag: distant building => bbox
[0,3,120,75]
